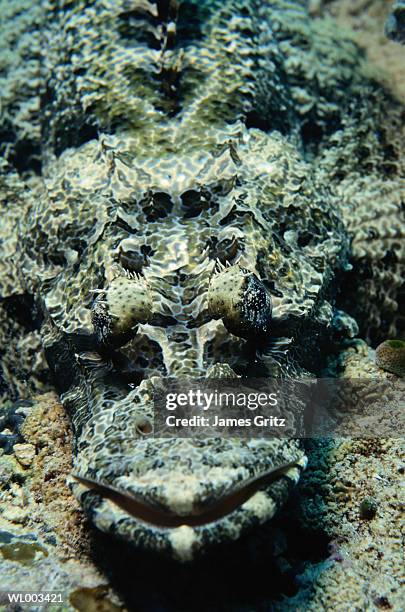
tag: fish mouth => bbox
[73,460,302,528]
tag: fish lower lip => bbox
[73,461,300,528]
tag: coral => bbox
[278,344,404,610]
[359,496,378,520]
[0,401,28,453]
[375,339,405,376]
[386,1,405,44]
[12,443,35,468]
[320,0,405,103]
[279,438,404,611]
[0,394,124,608]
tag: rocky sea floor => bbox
[0,342,403,611]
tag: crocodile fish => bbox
[0,0,404,561]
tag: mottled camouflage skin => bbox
[0,1,404,560]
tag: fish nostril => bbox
[140,191,173,221]
[208,236,240,265]
[117,243,154,274]
[181,189,211,218]
[135,418,153,436]
[118,249,146,274]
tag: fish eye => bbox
[208,264,272,339]
[91,274,153,349]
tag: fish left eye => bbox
[208,265,272,339]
